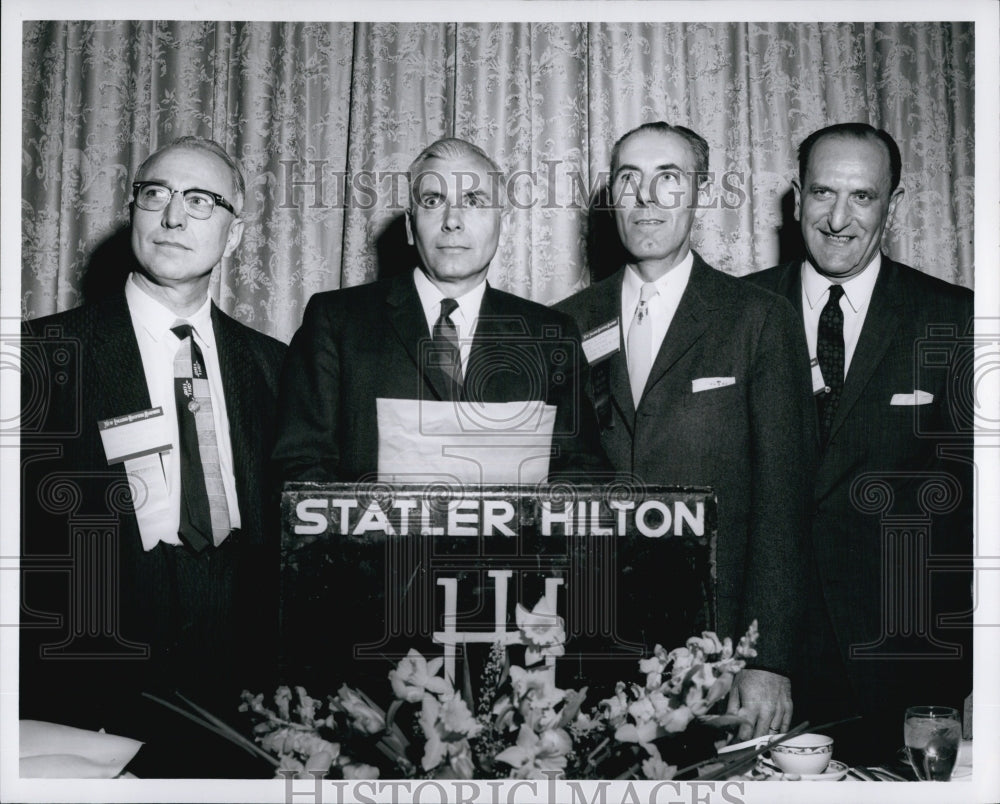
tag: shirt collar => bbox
[622,249,695,311]
[801,252,881,313]
[412,267,487,332]
[125,272,214,347]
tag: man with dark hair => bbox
[20,136,286,775]
[273,136,608,483]
[746,122,973,762]
[557,122,815,739]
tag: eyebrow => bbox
[809,181,882,196]
[615,162,686,176]
[138,179,224,195]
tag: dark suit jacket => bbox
[20,292,286,750]
[556,254,815,675]
[746,258,974,746]
[272,272,609,483]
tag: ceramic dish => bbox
[757,758,849,781]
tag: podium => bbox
[280,483,717,697]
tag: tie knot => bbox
[171,322,193,341]
[827,284,845,303]
[440,298,459,319]
[639,283,658,304]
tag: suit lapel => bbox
[828,258,904,441]
[584,270,634,431]
[639,255,715,404]
[772,263,821,449]
[92,294,152,418]
[385,273,450,401]
[211,305,258,507]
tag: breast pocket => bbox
[680,381,741,411]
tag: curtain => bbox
[21,21,974,342]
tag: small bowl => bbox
[770,733,834,775]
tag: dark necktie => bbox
[432,298,463,400]
[816,284,846,443]
[171,323,231,551]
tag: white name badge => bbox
[98,407,171,464]
[810,357,828,396]
[581,318,621,364]
[98,407,179,550]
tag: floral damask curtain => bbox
[21,21,974,342]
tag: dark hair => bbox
[407,137,504,210]
[797,123,901,192]
[135,135,246,214]
[610,122,710,178]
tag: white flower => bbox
[388,648,453,703]
[516,597,566,665]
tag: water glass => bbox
[903,705,961,781]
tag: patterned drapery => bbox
[21,21,974,341]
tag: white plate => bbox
[757,759,849,781]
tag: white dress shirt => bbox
[412,267,487,377]
[125,274,240,548]
[800,254,881,379]
[622,249,694,362]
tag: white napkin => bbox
[377,398,556,484]
[19,720,143,778]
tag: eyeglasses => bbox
[132,182,237,219]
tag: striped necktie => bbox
[627,282,659,406]
[432,298,463,400]
[171,323,230,550]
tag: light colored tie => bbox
[627,282,659,406]
[172,323,231,549]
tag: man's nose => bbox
[442,201,464,231]
[162,191,187,229]
[827,195,850,231]
[635,177,653,207]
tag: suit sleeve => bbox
[271,295,342,482]
[546,314,613,482]
[742,295,816,675]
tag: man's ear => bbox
[694,177,712,215]
[791,177,802,222]
[224,217,245,258]
[886,185,904,226]
[404,209,415,246]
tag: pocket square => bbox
[692,376,736,393]
[890,390,934,406]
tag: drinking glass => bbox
[903,705,961,781]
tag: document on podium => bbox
[376,398,556,484]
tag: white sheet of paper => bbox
[376,398,556,484]
[19,719,143,778]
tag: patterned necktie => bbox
[432,298,463,400]
[171,323,231,550]
[627,282,659,406]
[816,284,846,443]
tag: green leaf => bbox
[461,644,476,711]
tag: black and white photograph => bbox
[2,2,997,802]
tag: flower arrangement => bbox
[239,597,759,781]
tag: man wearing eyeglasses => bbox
[20,137,286,775]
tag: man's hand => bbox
[726,669,793,741]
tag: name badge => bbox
[581,318,621,364]
[98,407,171,464]
[810,357,828,396]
